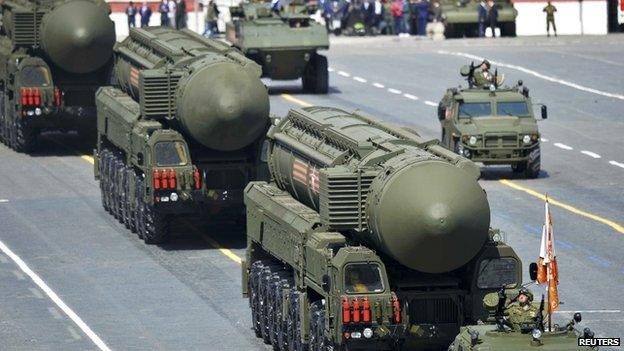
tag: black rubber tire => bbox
[501,22,517,37]
[525,146,541,179]
[126,169,137,233]
[142,203,169,244]
[261,268,277,344]
[0,90,6,144]
[135,177,146,240]
[309,301,322,351]
[11,114,36,153]
[302,54,329,94]
[121,167,132,230]
[277,276,294,351]
[287,289,307,351]
[250,261,265,338]
[112,160,123,220]
[511,162,526,173]
[100,150,110,212]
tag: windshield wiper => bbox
[499,108,515,117]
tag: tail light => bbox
[193,167,201,189]
[27,88,34,106]
[153,169,161,189]
[161,169,169,189]
[21,88,27,105]
[54,87,61,106]
[33,88,40,105]
[391,294,401,323]
[352,297,360,323]
[342,296,351,324]
[362,297,371,323]
[168,168,176,189]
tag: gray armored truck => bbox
[93,27,271,244]
[226,1,329,94]
[242,107,525,350]
[0,0,115,152]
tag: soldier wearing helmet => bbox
[505,287,540,332]
[472,60,495,88]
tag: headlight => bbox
[469,136,477,145]
[170,192,179,202]
[265,54,272,63]
[523,135,531,144]
[531,328,542,340]
[463,149,471,158]
[350,331,362,339]
[34,107,42,116]
[26,110,35,116]
[363,328,373,339]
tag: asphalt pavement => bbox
[0,34,623,350]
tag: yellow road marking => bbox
[500,179,624,235]
[280,93,312,107]
[201,235,242,265]
[81,155,94,164]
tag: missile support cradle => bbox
[94,27,271,244]
[243,107,523,350]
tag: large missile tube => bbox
[266,107,490,273]
[3,0,115,73]
[113,27,269,152]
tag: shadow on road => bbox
[479,166,550,181]
[159,217,247,251]
[29,132,95,157]
[267,84,341,95]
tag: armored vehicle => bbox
[93,27,271,244]
[449,266,597,351]
[0,0,115,152]
[437,64,547,178]
[441,0,517,37]
[242,106,527,350]
[226,1,329,94]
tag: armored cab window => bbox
[344,263,384,294]
[496,102,530,117]
[21,66,51,87]
[477,257,518,289]
[458,102,491,118]
[153,141,189,166]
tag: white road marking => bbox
[29,287,44,299]
[553,142,573,150]
[353,76,367,83]
[327,67,335,72]
[554,310,621,314]
[373,82,385,88]
[0,199,8,203]
[48,306,63,320]
[388,88,402,94]
[581,150,601,159]
[437,50,624,101]
[337,71,351,77]
[609,160,624,169]
[0,240,111,351]
[540,138,549,142]
[403,93,419,100]
[424,100,438,107]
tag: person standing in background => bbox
[372,0,384,33]
[167,0,177,27]
[203,0,220,38]
[383,0,394,34]
[487,0,498,37]
[140,2,152,27]
[159,0,170,26]
[126,1,138,30]
[390,0,404,34]
[543,1,557,37]
[175,0,187,29]
[415,0,428,36]
[478,0,487,37]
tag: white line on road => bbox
[0,240,111,351]
[609,160,624,169]
[581,150,602,159]
[403,93,419,100]
[0,199,8,203]
[540,138,549,142]
[373,82,385,88]
[424,100,438,107]
[554,310,621,314]
[337,71,351,77]
[388,88,402,94]
[554,143,573,150]
[437,50,624,101]
[353,76,367,83]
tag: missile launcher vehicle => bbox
[242,106,525,350]
[93,27,271,244]
[437,64,548,178]
[440,0,517,38]
[0,0,115,152]
[226,1,329,94]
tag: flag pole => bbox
[546,194,551,332]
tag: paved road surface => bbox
[0,35,622,350]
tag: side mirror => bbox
[322,274,331,293]
[529,262,538,281]
[574,312,582,323]
[437,105,445,121]
[541,105,548,119]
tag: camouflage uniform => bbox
[472,68,494,88]
[506,301,539,331]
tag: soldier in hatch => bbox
[472,60,495,88]
[506,287,540,331]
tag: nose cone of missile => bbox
[369,161,490,273]
[177,63,270,151]
[41,0,115,74]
